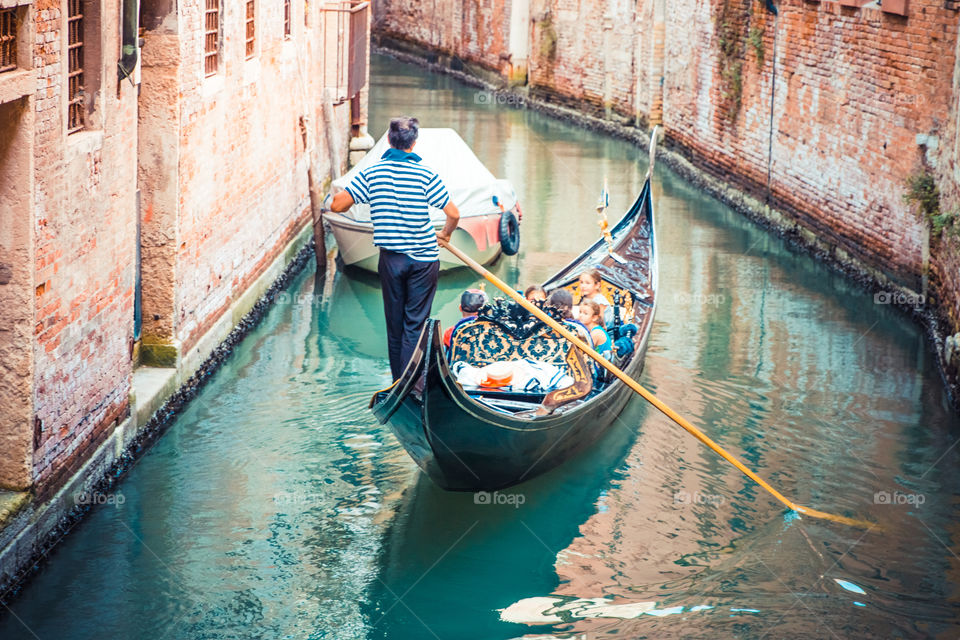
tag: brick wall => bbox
[0,0,364,494]
[141,0,353,357]
[932,28,960,334]
[375,0,959,296]
[30,0,138,491]
[374,0,513,76]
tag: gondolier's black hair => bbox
[388,116,419,149]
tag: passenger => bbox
[546,288,592,345]
[443,289,488,348]
[578,300,612,354]
[524,285,547,303]
[576,269,608,320]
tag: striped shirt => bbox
[344,147,451,262]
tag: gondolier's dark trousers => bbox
[378,249,440,381]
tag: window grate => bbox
[204,0,219,76]
[67,0,84,133]
[245,0,255,58]
[284,0,291,37]
[0,8,16,73]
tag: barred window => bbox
[204,0,219,76]
[284,0,291,37]
[67,0,84,133]
[0,8,16,73]
[245,0,255,58]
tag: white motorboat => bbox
[326,128,521,272]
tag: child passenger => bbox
[524,285,547,303]
[576,269,608,318]
[546,288,593,345]
[578,300,612,354]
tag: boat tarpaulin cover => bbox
[332,128,518,223]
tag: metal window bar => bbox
[204,0,219,76]
[284,0,291,36]
[67,0,84,133]
[321,1,368,102]
[245,0,255,58]
[0,8,16,73]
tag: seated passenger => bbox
[575,269,609,318]
[546,288,592,345]
[443,289,488,349]
[578,300,612,355]
[524,285,547,303]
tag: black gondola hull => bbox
[371,176,658,492]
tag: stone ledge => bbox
[0,492,29,529]
[0,69,34,105]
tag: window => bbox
[304,0,310,27]
[284,0,291,37]
[245,0,255,58]
[67,0,84,133]
[204,0,219,76]
[0,8,16,73]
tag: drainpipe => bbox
[118,0,139,83]
[648,0,665,127]
[602,11,613,119]
[507,0,530,86]
[765,1,780,201]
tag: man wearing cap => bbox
[329,116,460,380]
[443,289,488,349]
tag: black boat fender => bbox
[499,209,520,256]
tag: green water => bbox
[1,54,959,639]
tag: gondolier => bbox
[329,116,460,380]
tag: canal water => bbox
[2,54,959,639]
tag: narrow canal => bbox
[3,54,959,639]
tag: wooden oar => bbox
[440,238,876,530]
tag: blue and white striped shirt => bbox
[345,148,451,262]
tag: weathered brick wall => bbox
[528,0,650,120]
[932,29,960,334]
[31,0,138,492]
[376,0,957,293]
[374,0,512,75]
[140,0,353,355]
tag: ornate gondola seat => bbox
[448,299,570,370]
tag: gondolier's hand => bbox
[437,201,460,245]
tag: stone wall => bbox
[374,0,960,326]
[140,0,354,361]
[0,0,365,494]
[29,0,139,493]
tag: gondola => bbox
[370,147,658,492]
